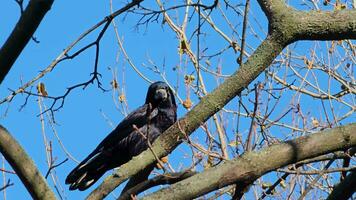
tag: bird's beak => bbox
[155,88,168,100]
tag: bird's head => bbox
[145,81,176,108]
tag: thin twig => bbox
[0,169,15,175]
[276,166,356,175]
[0,180,13,192]
[132,124,167,173]
[45,158,69,179]
[237,0,250,65]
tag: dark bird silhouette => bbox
[65,81,177,191]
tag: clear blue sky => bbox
[1,0,354,199]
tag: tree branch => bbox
[257,0,356,41]
[326,171,356,200]
[0,179,14,192]
[0,125,56,199]
[142,123,356,200]
[0,0,54,84]
[260,149,356,199]
[294,9,356,41]
[118,171,197,200]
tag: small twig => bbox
[0,180,13,192]
[0,169,16,175]
[14,0,24,14]
[132,124,167,173]
[237,0,250,65]
[259,173,289,200]
[135,0,218,19]
[45,158,69,179]
[276,166,356,175]
[196,0,203,92]
[245,83,260,152]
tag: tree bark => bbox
[141,123,356,200]
[326,170,356,200]
[0,0,54,84]
[0,125,56,200]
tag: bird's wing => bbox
[96,104,158,150]
[65,104,158,190]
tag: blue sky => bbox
[1,0,355,199]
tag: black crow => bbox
[66,81,177,191]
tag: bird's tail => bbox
[65,152,107,191]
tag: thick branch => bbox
[326,171,356,200]
[260,149,356,199]
[294,9,356,40]
[142,123,356,200]
[257,0,356,41]
[0,125,56,199]
[0,0,54,84]
[256,0,288,24]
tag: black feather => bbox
[65,81,177,191]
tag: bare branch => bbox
[257,0,356,41]
[259,149,356,199]
[237,0,251,65]
[0,180,14,192]
[44,158,68,179]
[0,125,56,199]
[276,166,356,175]
[0,0,54,84]
[0,168,16,175]
[141,123,356,200]
[326,171,356,200]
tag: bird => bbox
[65,81,177,191]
